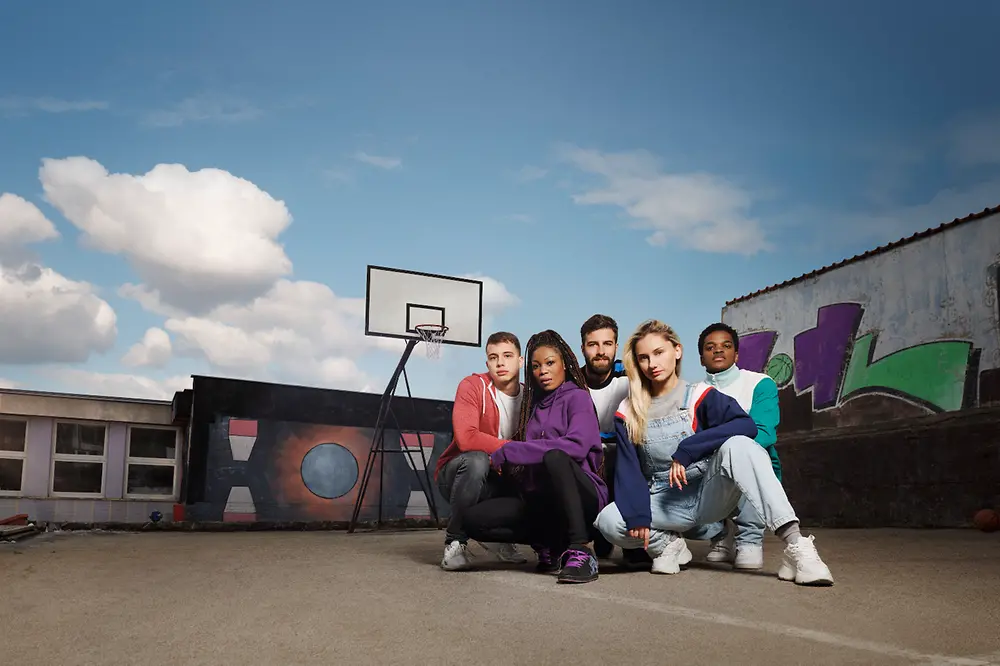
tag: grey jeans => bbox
[436,451,505,544]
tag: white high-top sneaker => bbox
[651,536,693,575]
[777,535,834,586]
[734,544,764,570]
[479,541,528,564]
[706,531,735,563]
[441,540,474,571]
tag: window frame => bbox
[123,424,181,500]
[49,419,108,498]
[0,417,28,497]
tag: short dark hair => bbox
[698,322,739,353]
[580,314,618,344]
[486,331,521,354]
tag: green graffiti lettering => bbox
[840,333,971,411]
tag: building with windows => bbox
[0,388,187,524]
[0,374,455,528]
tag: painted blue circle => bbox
[300,443,359,499]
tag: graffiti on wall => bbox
[192,416,450,523]
[723,212,1000,431]
[737,300,997,430]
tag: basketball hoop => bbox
[415,324,448,359]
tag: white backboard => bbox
[365,265,484,347]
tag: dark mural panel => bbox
[187,417,450,523]
[184,376,453,524]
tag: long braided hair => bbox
[513,329,589,441]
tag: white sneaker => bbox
[479,541,528,564]
[651,536,691,575]
[777,535,834,586]
[706,532,735,563]
[678,539,693,566]
[441,540,474,571]
[734,544,764,570]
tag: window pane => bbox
[0,419,27,452]
[55,423,106,456]
[126,464,175,496]
[52,461,103,494]
[128,428,177,459]
[0,458,23,491]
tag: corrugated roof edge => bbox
[724,205,1000,307]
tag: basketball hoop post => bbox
[348,338,442,533]
[351,264,485,533]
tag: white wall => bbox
[722,211,1000,421]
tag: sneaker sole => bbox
[441,562,472,571]
[705,552,733,562]
[778,566,834,586]
[557,575,598,584]
[734,561,764,570]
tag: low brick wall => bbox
[777,405,1000,528]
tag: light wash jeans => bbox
[594,435,796,558]
[731,496,766,546]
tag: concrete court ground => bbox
[1,527,999,666]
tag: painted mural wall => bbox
[185,415,451,524]
[722,212,1000,432]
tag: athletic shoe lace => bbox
[563,549,590,568]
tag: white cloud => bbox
[513,165,548,182]
[322,168,355,186]
[947,111,1000,167]
[556,144,771,255]
[122,327,172,368]
[0,263,117,364]
[40,156,294,314]
[0,378,17,389]
[0,190,117,364]
[352,152,402,169]
[42,368,191,401]
[158,278,405,390]
[459,273,521,315]
[142,93,262,127]
[0,96,109,116]
[0,193,59,249]
[128,273,520,391]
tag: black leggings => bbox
[462,449,600,549]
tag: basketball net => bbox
[415,324,448,360]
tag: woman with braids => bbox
[460,329,607,584]
[593,319,835,585]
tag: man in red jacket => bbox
[434,331,528,570]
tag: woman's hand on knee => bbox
[627,526,650,550]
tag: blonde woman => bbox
[593,319,834,585]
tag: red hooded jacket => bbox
[434,372,518,479]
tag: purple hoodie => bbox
[489,380,608,511]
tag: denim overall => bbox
[594,384,795,557]
[635,384,714,535]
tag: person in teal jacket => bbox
[697,322,782,570]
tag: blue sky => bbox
[1,0,998,402]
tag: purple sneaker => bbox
[534,547,560,574]
[557,547,599,584]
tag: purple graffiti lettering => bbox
[737,331,777,372]
[793,303,863,409]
